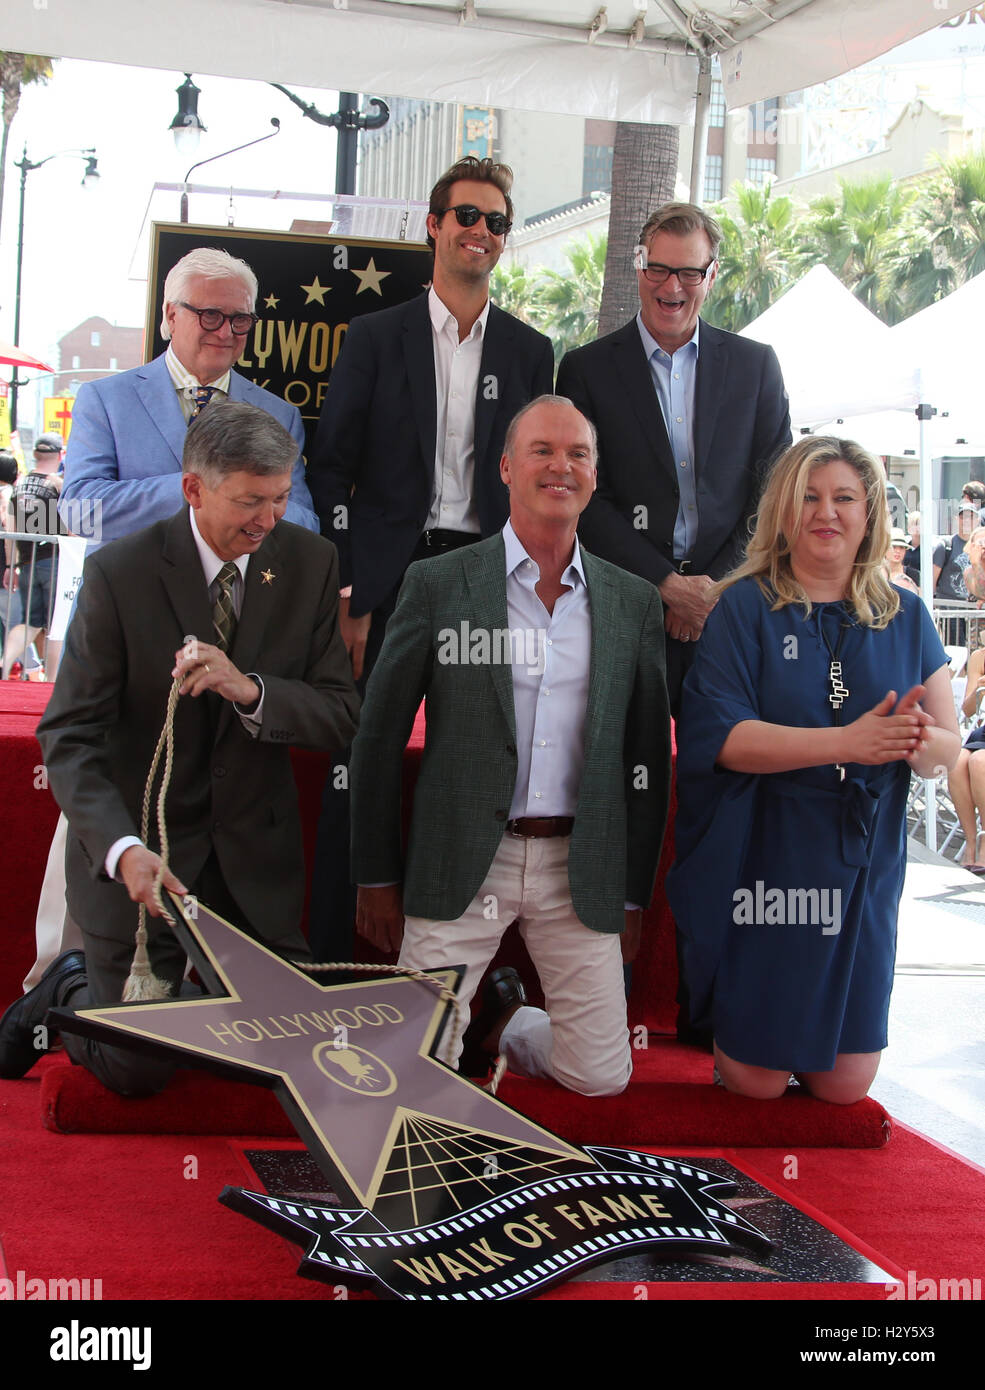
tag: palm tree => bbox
[703,181,798,332]
[795,174,916,323]
[489,261,540,325]
[533,233,607,362]
[0,51,54,244]
[598,123,679,335]
[894,152,985,316]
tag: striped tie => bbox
[192,385,216,417]
[212,562,238,652]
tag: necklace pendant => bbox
[835,763,846,782]
[828,659,850,711]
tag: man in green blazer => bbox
[351,396,671,1095]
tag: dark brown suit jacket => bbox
[37,508,360,954]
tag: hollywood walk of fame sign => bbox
[146,224,432,453]
[53,897,771,1302]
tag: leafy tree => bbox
[894,152,985,316]
[0,52,54,245]
[795,174,916,323]
[533,232,607,362]
[489,261,540,325]
[704,182,798,332]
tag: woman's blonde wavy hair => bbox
[716,436,900,629]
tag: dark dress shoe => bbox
[0,950,87,1079]
[459,967,527,1078]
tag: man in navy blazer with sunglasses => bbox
[306,155,554,960]
[308,154,555,684]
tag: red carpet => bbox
[3,1057,983,1301]
[40,1043,889,1149]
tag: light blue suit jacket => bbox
[59,352,317,546]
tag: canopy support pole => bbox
[689,52,713,204]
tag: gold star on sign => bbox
[300,276,330,305]
[264,293,279,309]
[351,258,391,296]
[261,569,275,585]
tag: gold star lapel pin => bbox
[261,569,276,585]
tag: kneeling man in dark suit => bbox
[351,397,671,1095]
[0,401,359,1094]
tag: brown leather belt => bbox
[507,817,574,838]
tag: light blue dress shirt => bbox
[504,521,592,820]
[637,313,699,561]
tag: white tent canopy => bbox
[740,264,920,429]
[0,1,979,126]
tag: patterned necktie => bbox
[212,562,239,652]
[192,385,216,417]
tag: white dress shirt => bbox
[165,343,231,422]
[426,287,488,535]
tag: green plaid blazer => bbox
[350,533,671,934]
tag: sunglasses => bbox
[179,303,259,336]
[439,204,512,237]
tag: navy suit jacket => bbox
[307,293,555,618]
[556,318,791,587]
[60,352,318,546]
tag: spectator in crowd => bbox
[2,434,66,679]
[886,528,919,595]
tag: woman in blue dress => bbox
[667,437,960,1103]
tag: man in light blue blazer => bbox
[59,247,317,546]
[20,249,317,1019]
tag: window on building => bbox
[582,145,613,196]
[110,357,118,371]
[709,80,726,130]
[749,97,779,141]
[90,331,101,347]
[746,157,777,186]
[704,156,723,203]
[71,355,81,369]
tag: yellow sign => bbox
[0,382,9,450]
[43,396,75,442]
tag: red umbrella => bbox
[0,338,54,373]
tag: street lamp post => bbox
[11,146,98,432]
[267,86,389,195]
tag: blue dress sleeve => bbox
[676,578,765,779]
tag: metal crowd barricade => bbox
[932,600,985,655]
[1,530,67,680]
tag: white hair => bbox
[160,248,258,338]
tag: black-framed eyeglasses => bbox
[178,303,259,335]
[439,204,512,236]
[639,261,716,287]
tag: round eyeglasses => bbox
[179,303,259,335]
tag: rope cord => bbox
[123,675,504,1091]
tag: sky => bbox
[0,58,353,429]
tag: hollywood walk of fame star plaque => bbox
[52,896,771,1301]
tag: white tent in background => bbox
[740,265,920,430]
[803,272,985,456]
[891,270,985,435]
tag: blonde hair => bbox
[718,436,900,629]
